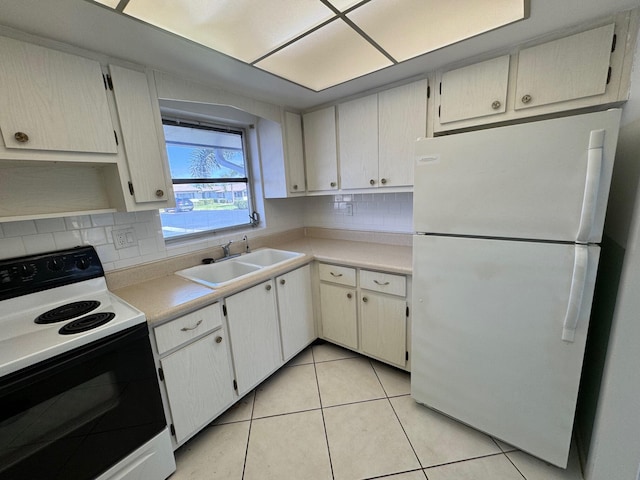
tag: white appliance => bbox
[411,109,622,468]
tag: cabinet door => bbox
[0,36,116,153]
[109,65,172,205]
[226,280,282,396]
[303,106,338,191]
[320,283,357,349]
[284,111,306,194]
[277,265,315,361]
[161,331,234,444]
[515,24,615,110]
[338,94,378,189]
[360,292,406,367]
[378,80,428,187]
[439,56,509,124]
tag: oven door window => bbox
[0,324,166,480]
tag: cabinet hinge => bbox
[170,424,176,436]
[233,379,238,390]
[128,181,134,196]
[606,66,612,85]
[406,351,409,361]
[104,74,113,90]
[427,85,430,99]
[113,130,118,145]
[611,33,617,53]
[158,367,164,381]
[438,105,441,117]
[439,82,442,95]
[223,304,227,316]
[406,306,409,317]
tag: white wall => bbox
[584,31,640,480]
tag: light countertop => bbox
[113,236,412,326]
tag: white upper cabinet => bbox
[378,79,428,188]
[514,24,615,110]
[109,64,172,205]
[439,56,510,124]
[338,94,378,189]
[283,111,306,194]
[0,36,116,155]
[303,106,338,192]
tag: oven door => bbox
[0,323,167,480]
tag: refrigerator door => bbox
[413,109,621,243]
[411,234,600,468]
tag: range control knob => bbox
[76,257,91,270]
[48,258,65,271]
[19,264,35,278]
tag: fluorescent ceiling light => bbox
[91,0,526,91]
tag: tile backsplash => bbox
[0,192,413,271]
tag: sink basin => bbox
[176,261,261,288]
[239,248,303,267]
[175,248,304,289]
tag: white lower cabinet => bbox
[225,279,282,397]
[276,265,315,361]
[360,292,407,367]
[319,282,358,349]
[160,330,234,444]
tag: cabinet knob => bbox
[14,131,29,143]
[347,293,352,299]
[369,179,375,186]
[292,184,298,190]
[280,279,286,285]
[330,181,337,188]
[215,336,223,344]
[521,94,532,104]
[380,178,387,185]
[491,100,501,110]
[266,284,272,291]
[362,296,368,303]
[155,189,164,198]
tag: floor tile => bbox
[372,360,411,397]
[424,453,524,480]
[243,409,332,480]
[312,342,359,363]
[315,357,386,407]
[507,446,584,480]
[369,470,427,480]
[171,422,249,479]
[391,396,501,467]
[286,346,314,366]
[213,390,254,425]
[324,399,421,480]
[252,363,320,418]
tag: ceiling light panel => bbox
[255,18,392,91]
[347,0,526,62]
[123,0,337,63]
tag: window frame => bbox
[161,116,256,242]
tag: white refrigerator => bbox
[411,109,621,468]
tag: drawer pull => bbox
[330,272,343,277]
[180,319,203,331]
[373,280,390,286]
[215,336,223,344]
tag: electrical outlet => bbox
[112,227,137,250]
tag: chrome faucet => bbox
[243,235,250,253]
[221,241,232,257]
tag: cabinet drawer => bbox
[155,303,222,355]
[319,263,356,286]
[360,270,406,297]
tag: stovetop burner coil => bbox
[59,312,115,335]
[35,300,101,324]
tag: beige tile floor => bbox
[170,343,585,480]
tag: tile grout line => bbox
[503,451,528,480]
[240,389,257,480]
[312,346,336,480]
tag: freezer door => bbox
[413,109,621,243]
[411,235,599,468]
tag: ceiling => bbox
[0,0,639,110]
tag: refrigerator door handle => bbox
[562,245,589,342]
[576,129,605,243]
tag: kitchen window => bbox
[160,119,255,240]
